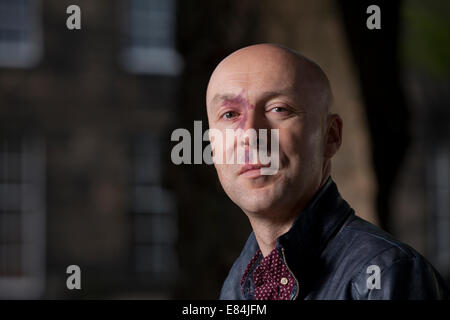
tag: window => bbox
[121,0,183,75]
[0,0,43,68]
[0,130,46,298]
[131,133,178,286]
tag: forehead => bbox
[206,53,299,108]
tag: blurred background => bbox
[0,0,449,299]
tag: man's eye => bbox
[222,111,238,119]
[271,106,288,113]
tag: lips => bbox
[238,163,271,176]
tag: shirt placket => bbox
[280,246,300,300]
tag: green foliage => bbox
[402,0,450,79]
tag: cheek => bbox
[278,127,304,161]
[278,125,322,166]
[211,133,235,165]
[215,164,234,190]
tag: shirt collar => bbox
[276,177,353,295]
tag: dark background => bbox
[0,0,449,299]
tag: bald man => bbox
[206,44,448,300]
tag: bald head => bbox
[206,43,333,123]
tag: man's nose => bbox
[240,110,268,147]
[241,109,266,131]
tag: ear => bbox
[323,114,343,158]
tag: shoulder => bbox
[339,216,449,299]
[342,215,418,260]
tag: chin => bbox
[231,172,283,206]
[235,184,284,214]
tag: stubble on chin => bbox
[232,175,287,214]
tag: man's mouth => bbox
[238,163,271,177]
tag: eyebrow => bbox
[258,89,294,103]
[209,88,294,111]
[209,93,237,110]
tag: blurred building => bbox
[0,0,181,299]
[0,0,448,299]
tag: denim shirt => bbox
[220,178,449,300]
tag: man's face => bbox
[206,46,329,217]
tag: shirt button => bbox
[280,277,288,285]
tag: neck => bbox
[248,214,297,257]
[246,175,331,257]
